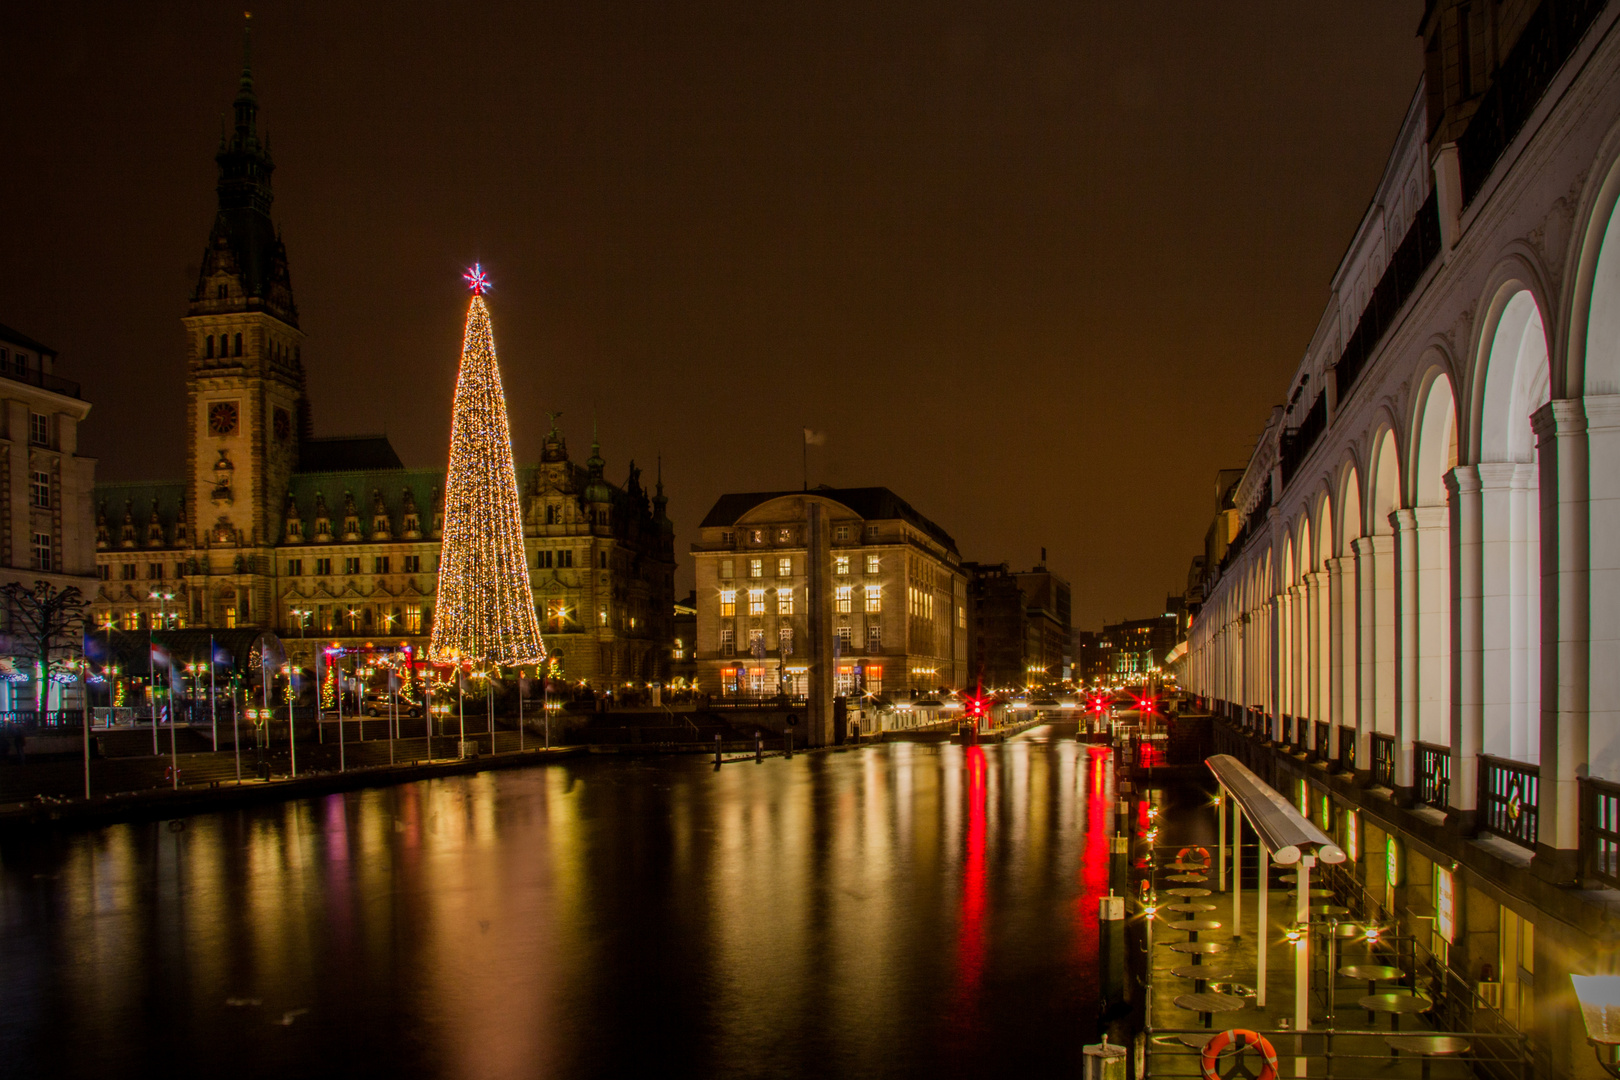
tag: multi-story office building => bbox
[0,324,96,708]
[89,42,675,688]
[691,486,967,698]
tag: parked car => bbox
[363,690,424,718]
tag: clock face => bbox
[209,401,239,436]
[273,407,291,441]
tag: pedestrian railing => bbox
[1143,1027,1532,1080]
[1415,741,1451,809]
[1479,754,1539,850]
[1370,733,1395,788]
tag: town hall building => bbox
[89,37,676,687]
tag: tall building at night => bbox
[964,560,1072,688]
[89,37,675,686]
[0,324,96,708]
[690,487,967,698]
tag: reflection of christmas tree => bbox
[428,266,546,667]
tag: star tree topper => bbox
[463,263,491,295]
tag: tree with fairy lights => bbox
[428,265,547,669]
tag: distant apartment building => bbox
[965,559,1072,688]
[0,323,97,708]
[1076,612,1179,684]
[691,486,967,697]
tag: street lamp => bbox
[1573,976,1620,1078]
[147,589,174,755]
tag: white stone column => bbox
[1533,400,1589,859]
[1327,558,1347,747]
[1584,394,1620,783]
[1394,507,1420,791]
[1448,465,1483,817]
[1307,570,1325,740]
[1354,536,1377,767]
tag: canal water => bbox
[0,730,1118,1079]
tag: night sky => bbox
[1,3,1421,630]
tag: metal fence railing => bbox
[1479,754,1539,850]
[1370,733,1395,787]
[1415,741,1451,809]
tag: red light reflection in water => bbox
[951,746,989,1018]
[1073,747,1111,974]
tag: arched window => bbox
[219,335,229,357]
[233,333,243,357]
[204,335,214,359]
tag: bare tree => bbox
[2,580,86,714]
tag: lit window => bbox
[599,606,609,626]
[865,585,882,614]
[835,555,850,575]
[720,558,734,580]
[779,626,794,654]
[836,626,852,649]
[720,589,736,617]
[777,557,792,577]
[404,605,423,633]
[32,532,50,571]
[749,558,763,578]
[777,528,791,543]
[28,470,49,508]
[28,412,49,446]
[835,585,852,613]
[748,588,765,615]
[748,628,765,651]
[958,605,966,629]
[545,599,566,632]
[868,624,882,652]
[778,587,794,615]
[750,530,763,544]
[866,664,883,693]
[720,627,735,655]
[865,554,879,575]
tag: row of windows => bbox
[718,624,882,655]
[717,584,886,617]
[718,524,882,547]
[287,555,424,576]
[537,549,607,569]
[203,333,243,359]
[288,605,425,634]
[719,553,882,579]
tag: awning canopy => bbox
[1205,753,1346,866]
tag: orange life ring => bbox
[1200,1029,1278,1080]
[1177,846,1212,867]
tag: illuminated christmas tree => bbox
[428,266,546,668]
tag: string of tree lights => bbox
[426,266,546,669]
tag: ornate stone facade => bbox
[90,44,675,687]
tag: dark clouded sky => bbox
[1,2,1421,629]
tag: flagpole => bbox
[169,651,179,789]
[232,676,241,783]
[209,634,218,751]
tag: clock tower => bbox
[180,20,305,628]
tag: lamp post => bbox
[147,589,174,755]
[1574,976,1620,1078]
[283,661,297,777]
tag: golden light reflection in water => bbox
[1,735,1114,1079]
